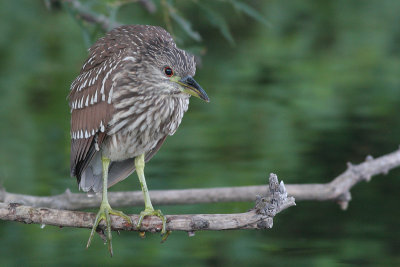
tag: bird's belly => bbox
[102,130,164,161]
[103,95,190,161]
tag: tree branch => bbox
[1,149,399,211]
[0,174,295,233]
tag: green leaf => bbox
[229,0,271,28]
[167,5,202,41]
[198,4,235,44]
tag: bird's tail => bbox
[79,152,136,193]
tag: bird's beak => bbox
[177,76,210,102]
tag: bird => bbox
[68,24,209,255]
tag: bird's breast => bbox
[103,95,189,161]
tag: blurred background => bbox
[1,0,400,266]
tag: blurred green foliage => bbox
[0,0,400,266]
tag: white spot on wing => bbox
[100,68,113,95]
[122,56,136,62]
[108,87,113,104]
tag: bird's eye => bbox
[164,67,174,77]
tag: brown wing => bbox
[69,25,173,183]
[69,30,129,178]
[145,135,168,162]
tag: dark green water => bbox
[0,0,399,266]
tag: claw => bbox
[139,231,146,238]
[161,230,172,243]
[86,202,132,257]
[136,209,167,235]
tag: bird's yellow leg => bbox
[135,154,168,236]
[86,156,132,256]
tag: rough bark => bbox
[0,174,295,233]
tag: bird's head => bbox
[134,26,209,102]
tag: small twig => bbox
[62,0,121,31]
[60,0,156,32]
[1,148,399,210]
[0,174,295,232]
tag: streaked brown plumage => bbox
[69,25,205,192]
[68,25,208,254]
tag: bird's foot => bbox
[87,202,132,257]
[137,208,169,238]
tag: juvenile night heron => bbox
[68,25,209,255]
